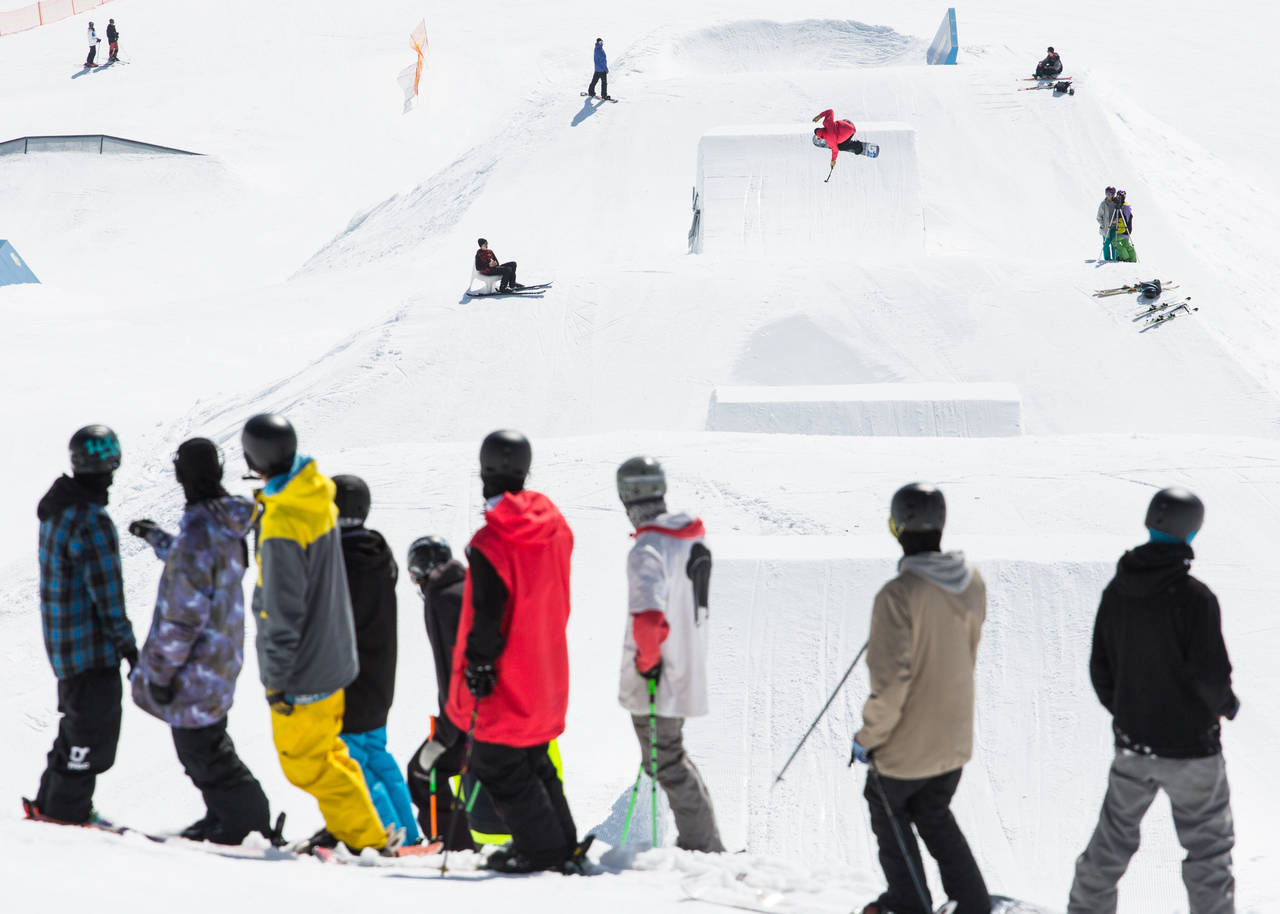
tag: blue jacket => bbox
[594,44,607,72]
[132,496,255,728]
[37,475,135,679]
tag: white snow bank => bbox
[692,121,922,256]
[706,383,1023,436]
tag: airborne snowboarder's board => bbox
[861,143,879,158]
[580,93,619,102]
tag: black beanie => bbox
[174,438,227,504]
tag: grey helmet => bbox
[617,455,666,505]
[1145,487,1204,541]
[889,482,946,538]
[812,132,826,148]
[407,535,452,582]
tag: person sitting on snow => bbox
[475,239,523,292]
[1034,47,1063,78]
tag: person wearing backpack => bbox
[1113,190,1137,262]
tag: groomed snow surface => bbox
[2,1,1279,912]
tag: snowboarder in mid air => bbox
[1034,46,1063,78]
[85,22,101,68]
[852,483,991,914]
[812,109,864,167]
[475,238,523,292]
[106,19,119,62]
[588,38,611,100]
[1067,488,1238,914]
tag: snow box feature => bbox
[0,240,39,286]
[706,383,1023,436]
[690,122,923,255]
[927,8,959,65]
[0,135,201,157]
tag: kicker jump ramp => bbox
[691,121,922,255]
[706,383,1023,436]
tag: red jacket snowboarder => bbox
[812,109,858,166]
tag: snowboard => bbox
[580,92,619,102]
[991,894,1062,913]
[860,143,879,158]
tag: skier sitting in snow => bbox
[811,109,864,167]
[475,238,523,292]
[1034,47,1063,78]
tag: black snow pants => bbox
[469,740,576,867]
[865,767,991,914]
[172,717,271,844]
[588,71,608,98]
[35,666,122,823]
[485,261,517,290]
[407,734,474,849]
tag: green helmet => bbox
[616,455,666,506]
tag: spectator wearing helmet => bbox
[616,455,724,853]
[1035,46,1063,78]
[27,425,137,825]
[331,475,419,845]
[1112,190,1137,262]
[852,483,990,914]
[241,414,389,854]
[1097,186,1119,261]
[1068,488,1237,914]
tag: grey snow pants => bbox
[1068,750,1234,914]
[631,715,724,853]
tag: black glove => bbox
[638,659,662,683]
[149,680,175,705]
[1224,697,1241,721]
[129,519,162,541]
[464,662,497,698]
[266,689,294,716]
[122,645,138,676]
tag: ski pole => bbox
[440,704,479,875]
[619,765,644,846]
[869,761,932,914]
[773,639,869,786]
[824,162,835,184]
[648,677,659,848]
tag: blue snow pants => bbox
[343,727,421,844]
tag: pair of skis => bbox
[1095,280,1176,297]
[1141,302,1198,330]
[465,281,553,298]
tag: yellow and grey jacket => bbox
[856,551,985,780]
[252,457,358,696]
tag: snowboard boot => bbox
[179,813,219,842]
[294,826,338,854]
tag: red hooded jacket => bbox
[814,109,856,165]
[445,490,574,746]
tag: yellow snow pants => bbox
[270,690,386,850]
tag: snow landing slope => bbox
[1,2,1279,913]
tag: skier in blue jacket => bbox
[587,38,611,100]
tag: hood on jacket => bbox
[340,526,395,571]
[427,557,467,592]
[259,456,338,525]
[1110,541,1193,598]
[189,494,254,543]
[37,474,108,520]
[633,512,704,539]
[899,550,974,594]
[483,490,566,544]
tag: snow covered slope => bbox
[2,1,1278,912]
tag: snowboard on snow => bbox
[580,92,619,102]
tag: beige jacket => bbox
[856,551,985,779]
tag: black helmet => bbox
[889,482,946,538]
[332,474,371,527]
[241,413,297,478]
[69,424,122,473]
[407,535,452,582]
[617,455,667,505]
[479,429,532,482]
[1145,487,1204,541]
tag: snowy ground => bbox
[2,1,1278,911]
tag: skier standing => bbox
[1096,186,1118,261]
[241,413,389,854]
[85,22,101,68]
[852,483,991,914]
[1067,488,1238,914]
[27,425,136,825]
[1112,190,1137,262]
[128,438,273,845]
[615,456,724,852]
[475,238,523,293]
[811,109,864,169]
[1034,46,1063,78]
[587,38,611,100]
[443,430,582,873]
[106,19,119,63]
[332,475,420,845]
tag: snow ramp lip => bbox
[0,135,201,156]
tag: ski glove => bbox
[415,739,447,774]
[149,680,175,705]
[128,519,162,541]
[638,659,662,682]
[849,737,871,766]
[464,662,497,698]
[122,645,138,677]
[266,689,294,716]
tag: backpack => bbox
[1138,280,1161,298]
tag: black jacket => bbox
[106,24,118,42]
[1090,542,1238,758]
[338,526,398,734]
[422,559,466,720]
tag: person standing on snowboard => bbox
[812,109,864,167]
[851,483,991,914]
[475,238,523,292]
[129,438,274,846]
[587,38,611,100]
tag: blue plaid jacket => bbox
[38,478,135,679]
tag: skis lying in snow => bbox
[466,282,553,298]
[580,93,619,102]
[1133,296,1191,319]
[1019,82,1074,93]
[1141,303,1198,329]
[1018,75,1072,81]
[1095,280,1176,297]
